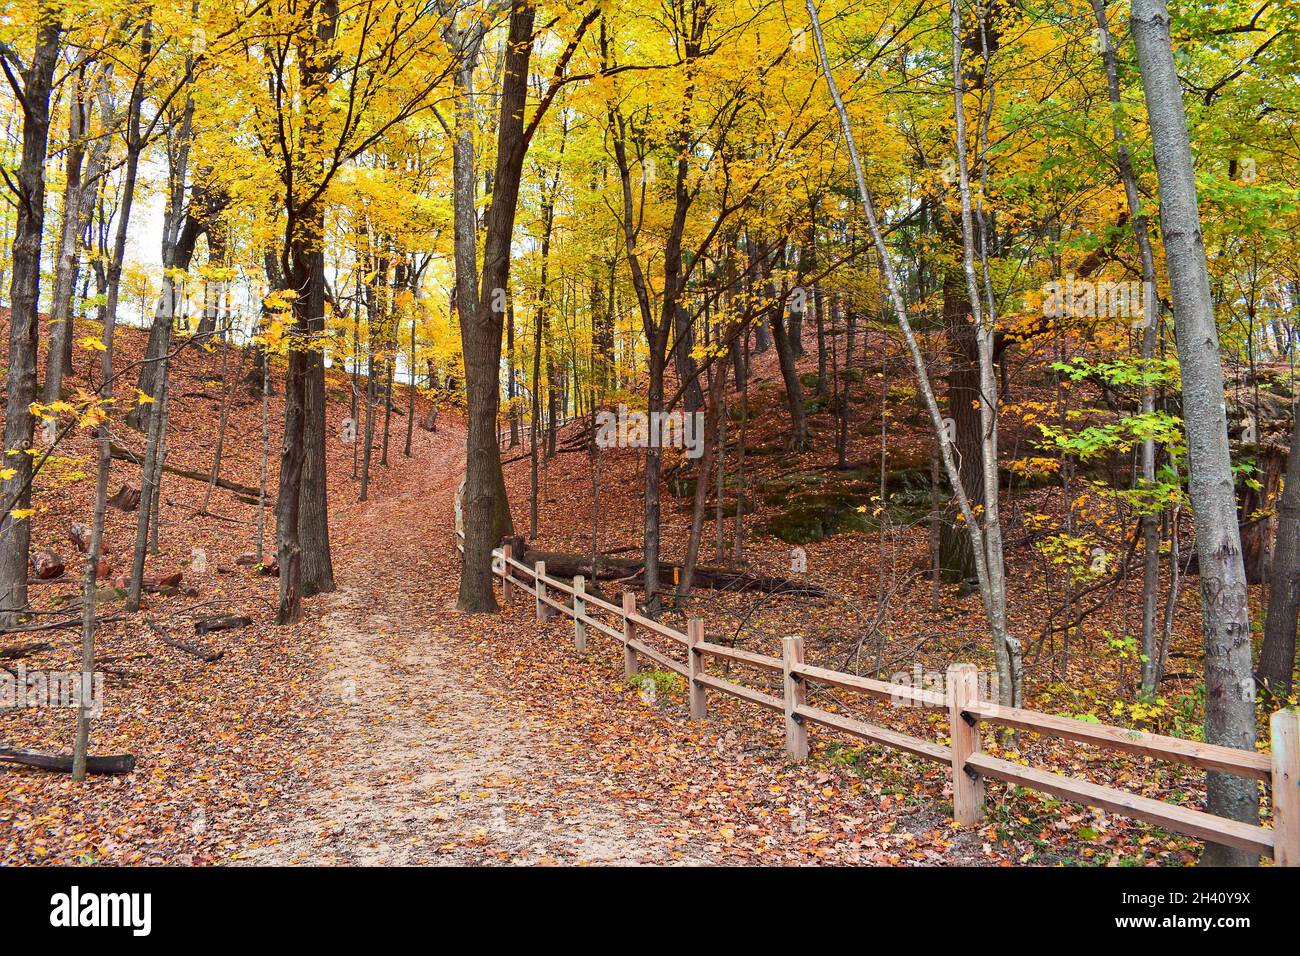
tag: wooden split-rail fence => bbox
[454,523,1299,864]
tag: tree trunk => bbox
[360,294,377,502]
[530,300,542,538]
[1132,0,1259,864]
[1093,0,1162,694]
[127,323,172,611]
[196,220,226,336]
[1,12,61,626]
[951,0,1018,706]
[148,369,169,555]
[128,95,199,434]
[677,360,727,601]
[734,333,749,560]
[938,269,982,583]
[381,358,394,466]
[257,355,270,562]
[405,307,416,457]
[275,262,310,624]
[507,301,520,447]
[771,298,809,450]
[674,300,704,415]
[457,0,533,612]
[299,246,334,596]
[201,342,236,514]
[42,71,86,405]
[76,14,145,780]
[1261,407,1300,698]
[809,0,1018,714]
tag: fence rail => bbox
[455,526,1299,865]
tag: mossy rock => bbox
[799,371,821,390]
[766,503,868,544]
[762,464,938,542]
[727,404,760,422]
[759,471,821,493]
[759,465,932,506]
[765,490,873,544]
[759,470,870,504]
[884,465,938,507]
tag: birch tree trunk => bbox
[807,0,1016,707]
[950,0,1018,705]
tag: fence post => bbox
[686,619,707,719]
[1272,708,1299,866]
[501,543,513,605]
[573,575,588,652]
[621,591,639,679]
[783,637,808,759]
[534,561,547,622]
[948,663,984,826]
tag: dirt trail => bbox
[243,423,711,865]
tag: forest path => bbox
[241,421,711,865]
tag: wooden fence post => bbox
[501,543,513,605]
[621,591,639,679]
[573,575,587,652]
[948,663,984,826]
[783,637,808,759]
[1272,708,1299,866]
[534,561,547,622]
[686,618,707,719]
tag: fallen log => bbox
[504,539,831,598]
[0,748,136,775]
[149,620,222,662]
[108,442,263,504]
[155,631,223,663]
[0,613,123,636]
[0,640,52,660]
[194,614,251,636]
